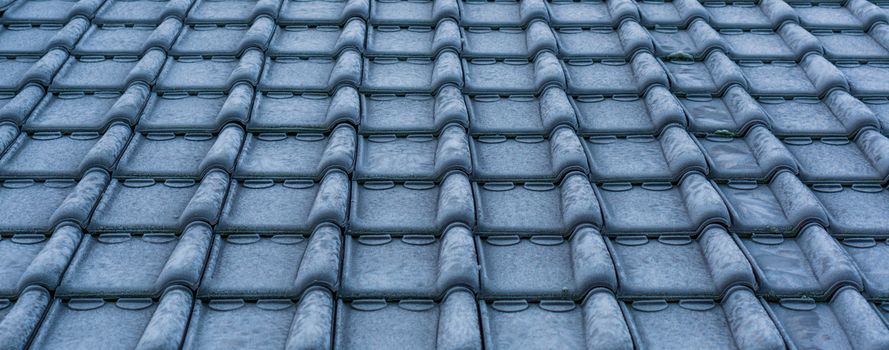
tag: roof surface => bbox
[2,0,889,349]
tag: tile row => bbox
[5,165,889,238]
[6,278,889,349]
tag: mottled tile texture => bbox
[2,0,889,349]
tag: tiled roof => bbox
[3,0,889,349]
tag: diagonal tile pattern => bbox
[2,0,889,349]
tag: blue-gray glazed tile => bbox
[2,0,104,24]
[650,20,727,59]
[0,85,44,126]
[596,173,729,235]
[171,18,276,57]
[759,91,878,137]
[462,21,556,59]
[810,183,889,236]
[89,171,230,233]
[477,227,615,300]
[680,86,769,135]
[836,61,889,97]
[356,125,468,181]
[94,0,194,24]
[198,225,341,298]
[0,50,68,92]
[785,131,889,184]
[637,0,709,27]
[0,226,81,298]
[270,19,365,57]
[138,85,253,133]
[0,19,89,55]
[366,21,459,58]
[792,3,864,29]
[51,50,166,92]
[24,85,150,132]
[116,125,244,179]
[278,0,369,25]
[184,289,335,350]
[840,237,889,299]
[362,52,462,93]
[360,87,467,135]
[342,225,477,299]
[471,127,587,182]
[623,288,783,350]
[250,88,360,132]
[349,172,473,235]
[572,85,685,136]
[563,52,668,95]
[370,0,458,25]
[218,171,350,233]
[155,50,264,92]
[610,226,754,298]
[0,171,108,233]
[480,290,632,350]
[466,87,575,136]
[584,126,706,183]
[29,287,193,350]
[258,50,362,92]
[721,29,797,61]
[186,0,281,24]
[474,173,601,236]
[765,287,889,350]
[547,0,638,27]
[0,124,131,179]
[335,288,481,350]
[463,52,564,95]
[696,125,798,181]
[458,0,548,27]
[704,2,773,29]
[236,125,356,180]
[739,225,862,299]
[57,223,212,298]
[74,19,182,56]
[0,287,51,350]
[716,172,828,234]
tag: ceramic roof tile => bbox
[137,85,253,133]
[480,289,633,350]
[696,124,799,181]
[341,225,478,298]
[94,0,194,25]
[765,287,889,349]
[624,288,784,350]
[185,288,335,349]
[359,86,467,134]
[250,87,360,133]
[356,124,468,181]
[335,288,481,350]
[474,172,602,236]
[584,125,706,182]
[57,223,212,298]
[271,19,365,57]
[0,18,89,55]
[170,18,276,57]
[218,170,349,233]
[74,18,183,56]
[198,225,341,298]
[477,227,616,299]
[29,287,192,350]
[739,224,862,299]
[471,127,587,182]
[50,50,165,92]
[116,125,244,179]
[24,85,150,132]
[610,225,755,298]
[596,172,730,235]
[237,124,356,180]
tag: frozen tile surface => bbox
[1,0,889,348]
